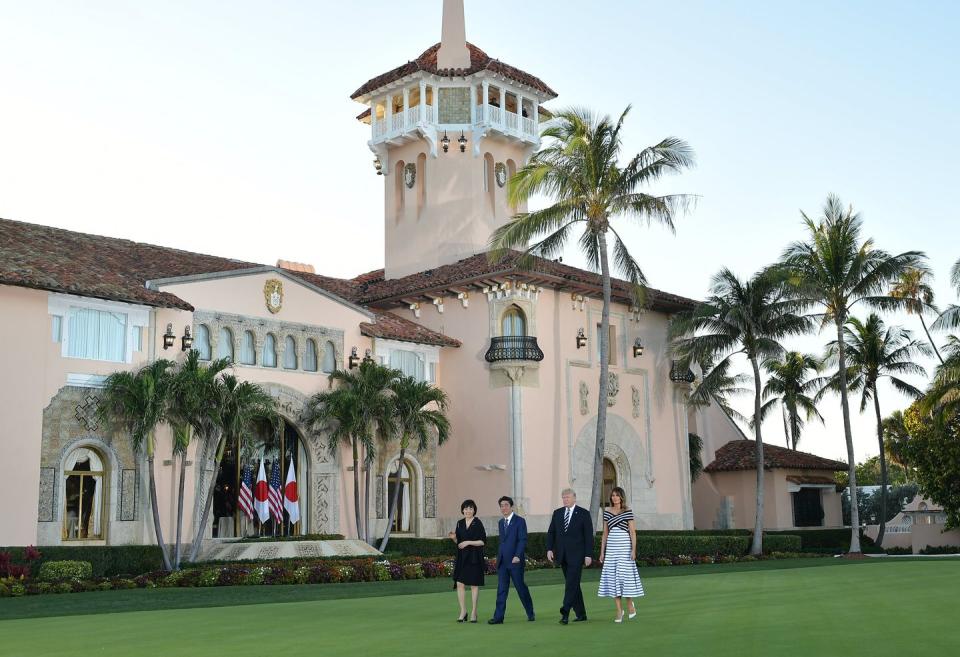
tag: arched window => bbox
[602,458,617,508]
[262,334,278,368]
[217,327,234,362]
[240,330,256,365]
[501,305,527,337]
[304,339,318,372]
[63,447,105,540]
[417,153,427,218]
[388,459,415,533]
[195,324,212,360]
[395,159,406,223]
[283,336,298,370]
[322,341,336,373]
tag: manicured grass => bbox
[1,559,957,657]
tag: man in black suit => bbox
[546,488,594,624]
[488,495,535,624]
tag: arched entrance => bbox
[212,418,309,538]
[62,447,106,540]
[386,458,417,534]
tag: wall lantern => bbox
[363,348,375,364]
[163,323,176,350]
[348,346,361,369]
[373,157,383,175]
[458,131,467,153]
[632,337,644,358]
[575,328,587,350]
[181,326,194,352]
[441,131,450,153]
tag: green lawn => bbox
[1,559,957,657]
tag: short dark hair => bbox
[498,495,514,508]
[461,499,477,514]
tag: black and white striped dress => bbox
[598,509,644,598]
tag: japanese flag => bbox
[253,459,271,523]
[284,459,300,525]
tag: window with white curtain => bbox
[218,327,234,362]
[304,339,318,372]
[390,349,425,381]
[240,331,256,365]
[63,447,105,540]
[262,334,277,368]
[67,308,127,362]
[322,341,336,373]
[195,325,212,360]
[283,335,298,369]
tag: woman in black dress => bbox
[449,499,486,623]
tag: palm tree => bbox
[304,361,398,541]
[922,335,960,419]
[932,257,960,333]
[187,374,276,563]
[98,360,176,571]
[671,268,810,555]
[684,354,752,424]
[780,195,924,553]
[167,351,231,568]
[882,410,911,475]
[490,106,695,523]
[823,314,928,545]
[890,268,943,363]
[760,352,824,451]
[378,376,451,552]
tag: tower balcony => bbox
[484,336,544,363]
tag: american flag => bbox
[237,464,254,520]
[269,460,284,523]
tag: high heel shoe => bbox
[614,611,624,623]
[470,613,478,624]
[457,613,467,623]
[627,607,637,619]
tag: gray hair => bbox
[561,488,576,498]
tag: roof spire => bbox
[437,0,470,70]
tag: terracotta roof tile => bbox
[785,475,837,486]
[360,311,461,348]
[704,440,847,473]
[351,42,557,100]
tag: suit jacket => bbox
[546,505,594,564]
[496,514,528,567]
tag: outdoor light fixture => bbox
[163,323,176,350]
[632,337,644,358]
[458,131,467,153]
[576,328,587,350]
[348,346,361,369]
[373,157,383,175]
[181,326,194,351]
[363,348,374,364]
[441,131,450,153]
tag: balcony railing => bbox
[670,360,696,383]
[485,336,544,363]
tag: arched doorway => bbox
[387,458,417,534]
[602,458,617,508]
[212,418,309,538]
[62,447,106,540]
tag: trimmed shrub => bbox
[919,545,960,555]
[37,560,93,583]
[1,545,162,578]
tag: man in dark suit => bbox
[546,488,594,624]
[488,495,535,624]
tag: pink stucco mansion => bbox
[0,1,846,550]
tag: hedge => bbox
[37,560,93,583]
[0,545,163,578]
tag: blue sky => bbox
[1,1,957,461]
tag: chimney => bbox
[276,259,315,274]
[437,0,470,70]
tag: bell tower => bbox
[350,0,557,279]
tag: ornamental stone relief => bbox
[579,381,589,415]
[631,385,641,418]
[607,372,620,407]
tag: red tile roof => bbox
[360,311,461,348]
[353,250,697,313]
[704,440,847,473]
[785,475,837,486]
[351,42,557,101]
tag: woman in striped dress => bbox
[598,486,644,622]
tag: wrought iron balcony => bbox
[670,360,696,383]
[485,336,544,363]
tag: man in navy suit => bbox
[546,488,594,624]
[488,495,535,624]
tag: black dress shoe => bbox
[559,617,569,625]
[488,618,503,625]
[527,615,535,622]
[573,616,588,623]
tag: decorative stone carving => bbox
[75,395,101,432]
[257,545,281,560]
[607,372,620,407]
[37,467,55,522]
[424,476,436,518]
[579,381,589,415]
[315,474,333,532]
[404,162,416,189]
[631,385,641,418]
[376,475,385,519]
[296,542,321,558]
[120,469,137,521]
[494,162,507,187]
[263,279,284,314]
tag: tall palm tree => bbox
[760,352,824,451]
[780,195,924,553]
[932,257,960,333]
[490,105,695,522]
[378,376,451,552]
[167,351,231,568]
[922,335,960,419]
[187,374,276,563]
[684,355,752,424]
[823,314,928,545]
[304,361,398,541]
[671,268,810,555]
[882,410,912,475]
[890,268,943,364]
[98,359,176,571]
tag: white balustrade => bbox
[488,105,502,126]
[521,116,535,136]
[374,121,388,138]
[406,106,419,126]
[505,110,518,131]
[426,105,435,123]
[391,112,404,132]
